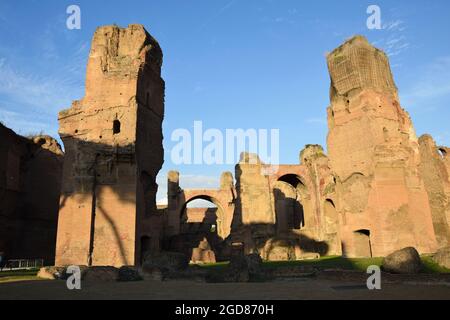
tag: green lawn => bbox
[421,255,450,273]
[261,255,383,271]
[196,255,450,274]
[0,268,41,283]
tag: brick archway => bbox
[167,181,235,240]
[181,190,233,239]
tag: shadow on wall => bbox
[164,190,229,262]
[163,164,332,262]
[57,137,163,267]
[167,208,226,262]
[0,123,63,266]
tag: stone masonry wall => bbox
[326,36,437,257]
[0,123,63,265]
[55,24,164,267]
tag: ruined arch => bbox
[278,174,307,191]
[175,193,231,263]
[180,192,229,240]
[275,174,307,230]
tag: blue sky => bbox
[1,0,450,204]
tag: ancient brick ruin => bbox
[1,25,449,267]
[165,36,450,263]
[0,124,63,265]
[55,24,164,267]
[326,36,440,257]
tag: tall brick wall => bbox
[0,123,63,265]
[55,24,164,267]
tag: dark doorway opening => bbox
[113,120,121,134]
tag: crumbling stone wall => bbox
[228,148,340,261]
[0,123,63,265]
[418,135,450,247]
[55,24,164,267]
[165,171,235,262]
[326,36,437,257]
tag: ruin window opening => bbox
[278,174,304,189]
[181,197,222,238]
[277,174,306,229]
[113,120,121,135]
[438,148,447,159]
[325,199,336,208]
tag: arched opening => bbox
[182,197,220,236]
[438,148,447,159]
[175,195,226,263]
[113,120,121,134]
[276,174,306,230]
[353,229,372,257]
[278,174,303,188]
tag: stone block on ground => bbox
[117,266,142,281]
[37,266,67,280]
[382,247,423,274]
[82,266,119,282]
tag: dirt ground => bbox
[0,277,449,300]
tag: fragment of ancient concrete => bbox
[0,123,63,265]
[55,24,164,267]
[326,35,438,257]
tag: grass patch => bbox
[262,256,383,271]
[421,255,450,273]
[0,276,42,284]
[192,255,450,274]
[0,268,39,278]
[0,269,41,283]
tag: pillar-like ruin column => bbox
[55,24,164,267]
[166,170,181,236]
[326,36,437,257]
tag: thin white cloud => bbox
[199,0,237,30]
[157,196,168,206]
[383,20,406,32]
[0,108,54,136]
[373,19,410,58]
[306,117,327,125]
[434,131,450,147]
[401,56,450,107]
[156,173,221,204]
[0,39,87,116]
[0,62,83,114]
